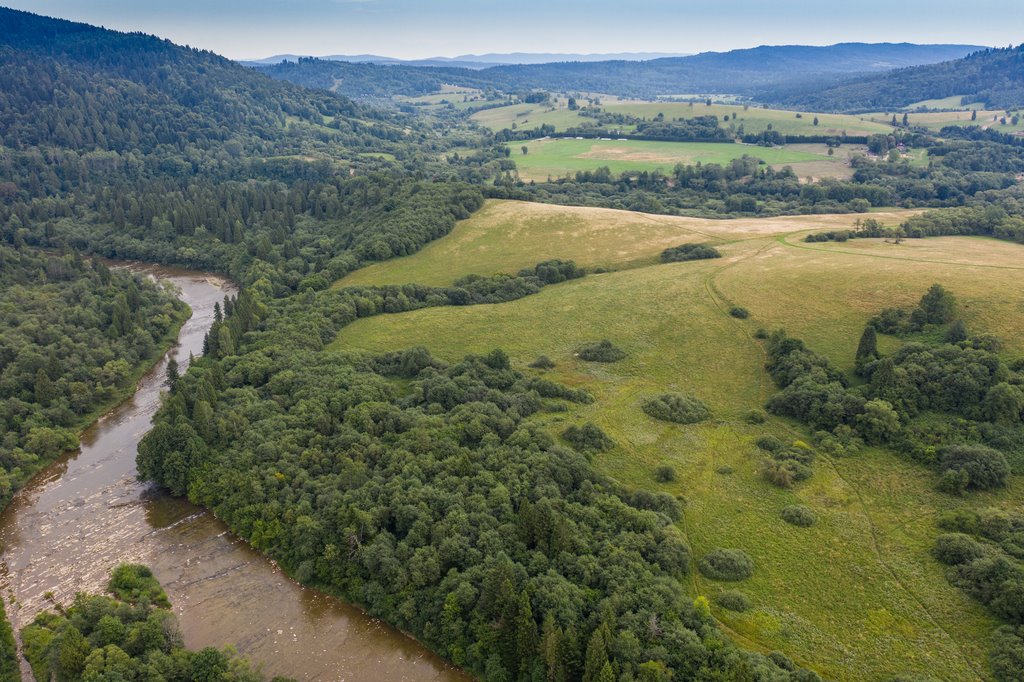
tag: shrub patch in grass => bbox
[643,393,711,424]
[781,505,817,527]
[716,589,753,612]
[699,548,755,581]
[577,339,626,362]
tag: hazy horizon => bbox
[3,1,1018,61]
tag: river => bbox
[0,263,468,682]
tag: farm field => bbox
[398,85,487,108]
[331,200,1024,680]
[511,138,849,181]
[469,101,591,130]
[600,101,895,136]
[471,98,896,137]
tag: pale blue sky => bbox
[8,1,1020,60]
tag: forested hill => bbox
[769,45,1024,112]
[0,6,395,155]
[254,42,983,100]
[0,7,503,296]
[255,57,492,100]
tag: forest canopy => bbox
[0,245,186,509]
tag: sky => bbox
[6,1,1021,60]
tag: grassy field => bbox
[470,102,588,131]
[330,199,1024,680]
[903,95,984,110]
[472,99,895,137]
[511,138,851,181]
[863,109,1024,134]
[471,97,1024,139]
[398,86,488,109]
[601,101,894,136]
[338,199,917,287]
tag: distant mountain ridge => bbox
[253,42,985,101]
[468,43,987,98]
[766,45,1024,111]
[241,51,691,70]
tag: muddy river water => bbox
[0,264,468,681]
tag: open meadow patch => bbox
[513,138,835,180]
[332,205,1024,680]
[338,200,918,287]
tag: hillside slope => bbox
[770,45,1024,112]
[0,6,393,155]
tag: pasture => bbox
[331,199,1024,680]
[471,98,896,137]
[863,109,1024,133]
[510,138,847,181]
[338,199,917,287]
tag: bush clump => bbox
[698,548,755,581]
[744,410,767,424]
[660,243,721,263]
[761,441,816,488]
[991,624,1024,682]
[577,339,626,362]
[643,393,711,424]
[520,259,585,284]
[528,355,555,370]
[522,377,593,403]
[756,435,783,452]
[562,422,614,454]
[729,306,750,319]
[933,533,987,565]
[781,505,816,527]
[107,564,171,608]
[654,465,677,483]
[715,590,752,612]
[940,444,1010,492]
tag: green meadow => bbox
[471,98,896,137]
[511,138,845,181]
[331,199,1024,680]
[864,108,1024,133]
